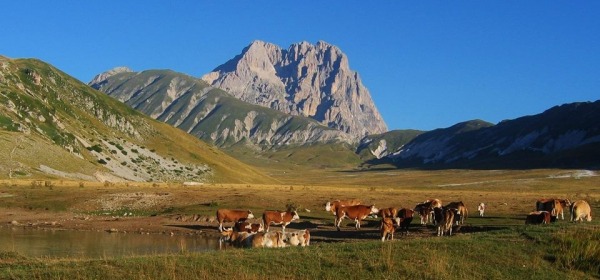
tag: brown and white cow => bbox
[335,204,379,231]
[555,199,571,220]
[216,209,255,232]
[325,199,362,215]
[433,207,456,236]
[570,200,592,222]
[249,231,286,248]
[285,229,311,247]
[414,199,442,225]
[380,217,395,242]
[220,229,254,247]
[234,221,264,233]
[379,207,398,220]
[477,202,486,217]
[526,211,551,225]
[536,199,560,217]
[445,201,468,225]
[396,208,414,235]
[262,210,300,233]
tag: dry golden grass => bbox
[1,168,598,223]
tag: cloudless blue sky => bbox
[1,1,598,131]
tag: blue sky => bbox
[2,1,598,131]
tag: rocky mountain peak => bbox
[201,40,387,137]
[89,66,133,88]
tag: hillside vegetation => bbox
[0,57,272,184]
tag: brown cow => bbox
[262,210,300,233]
[396,208,414,235]
[414,199,442,225]
[570,200,592,222]
[433,207,456,236]
[380,207,398,220]
[526,211,551,225]
[335,204,379,231]
[234,221,264,233]
[555,199,571,220]
[220,229,254,247]
[445,201,468,225]
[380,218,395,242]
[536,199,560,218]
[216,209,255,232]
[285,229,311,247]
[325,199,362,215]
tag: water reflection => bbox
[0,227,224,258]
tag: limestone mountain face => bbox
[90,68,353,148]
[201,40,388,137]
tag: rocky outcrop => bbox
[89,66,132,87]
[201,40,387,137]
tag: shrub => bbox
[86,144,103,153]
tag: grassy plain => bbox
[0,168,599,279]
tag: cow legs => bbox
[335,217,343,231]
[218,222,223,232]
[354,219,361,230]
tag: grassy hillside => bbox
[0,57,273,184]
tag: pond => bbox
[0,227,224,258]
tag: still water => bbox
[0,227,223,258]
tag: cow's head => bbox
[257,223,265,232]
[291,211,300,221]
[220,228,234,240]
[325,201,331,212]
[247,210,255,219]
[370,205,379,215]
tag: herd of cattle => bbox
[216,198,593,248]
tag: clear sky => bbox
[1,1,598,131]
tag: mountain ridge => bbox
[90,68,354,148]
[382,101,600,169]
[201,40,387,137]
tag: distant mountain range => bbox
[375,101,600,169]
[1,39,598,183]
[89,40,600,170]
[0,56,272,183]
